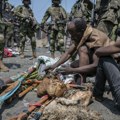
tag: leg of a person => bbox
[101,57,120,104]
[0,34,5,60]
[70,46,90,83]
[79,46,90,82]
[0,34,9,71]
[14,26,20,47]
[93,57,107,97]
[28,33,36,52]
[29,33,36,57]
[19,32,26,54]
[0,42,5,60]
[57,28,65,54]
[71,46,90,68]
[7,32,13,48]
[49,30,57,57]
[4,28,10,47]
[79,46,90,67]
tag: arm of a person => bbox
[52,44,76,68]
[41,8,50,24]
[69,52,99,74]
[95,41,120,57]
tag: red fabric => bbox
[4,48,13,58]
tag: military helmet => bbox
[52,0,61,4]
[22,0,31,4]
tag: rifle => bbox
[46,20,68,26]
[39,19,69,35]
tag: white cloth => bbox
[36,56,74,84]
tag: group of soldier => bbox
[0,0,38,72]
[0,0,120,72]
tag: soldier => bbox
[41,0,67,58]
[96,0,120,41]
[3,0,14,48]
[14,0,37,58]
[0,0,9,72]
[70,0,93,23]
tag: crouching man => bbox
[93,31,120,110]
[44,18,111,84]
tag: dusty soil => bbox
[0,40,120,120]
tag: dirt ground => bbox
[0,40,120,120]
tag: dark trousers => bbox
[93,56,120,105]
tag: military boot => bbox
[0,60,9,72]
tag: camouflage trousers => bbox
[97,20,118,41]
[0,33,5,60]
[49,29,65,54]
[5,26,14,47]
[19,31,36,53]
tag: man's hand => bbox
[56,66,73,74]
[43,65,55,72]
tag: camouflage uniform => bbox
[0,0,9,72]
[3,0,14,47]
[96,0,120,41]
[0,19,5,60]
[41,1,67,55]
[14,0,37,58]
[70,0,92,22]
[13,15,20,47]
